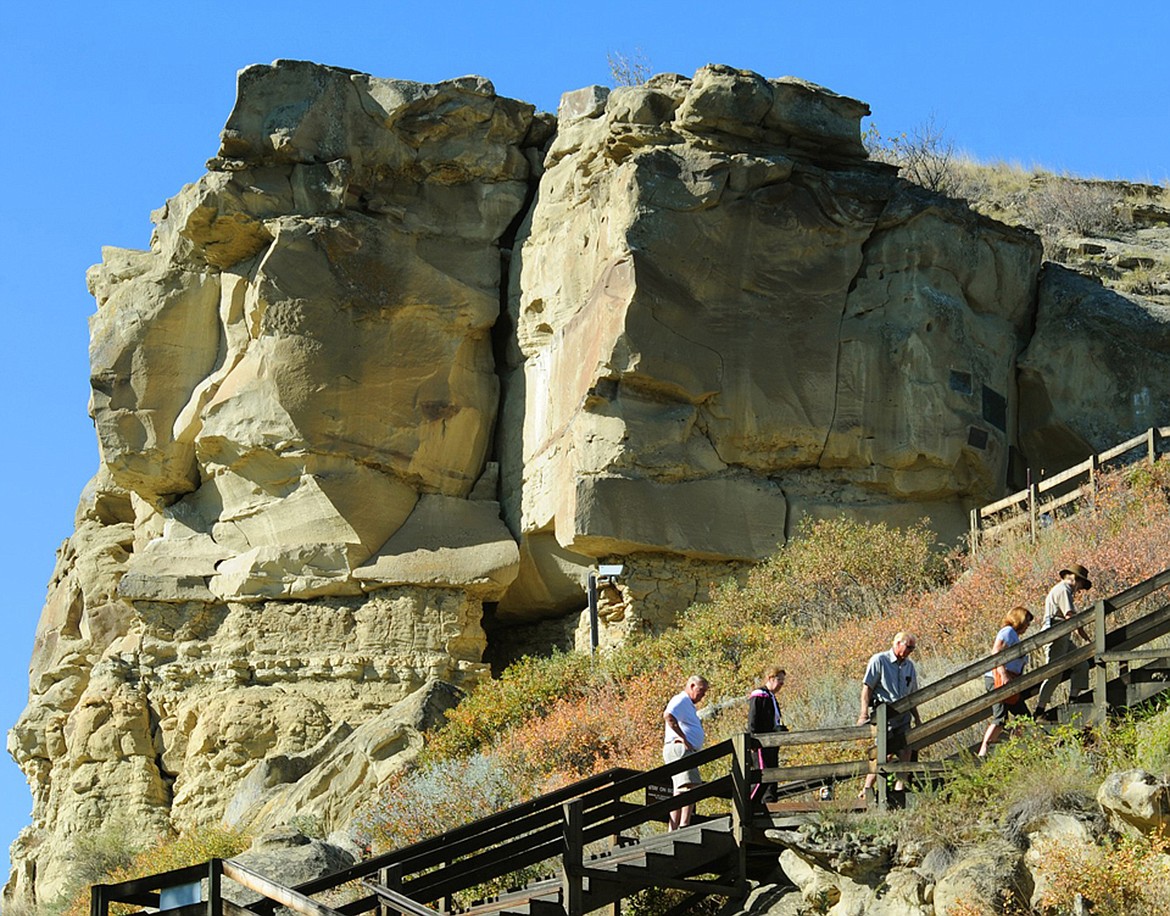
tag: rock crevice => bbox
[8,60,1170,909]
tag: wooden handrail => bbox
[746,566,1170,806]
[253,765,640,911]
[93,564,1170,916]
[972,425,1168,550]
[221,860,347,916]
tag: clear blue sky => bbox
[1,0,1167,893]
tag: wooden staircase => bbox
[91,564,1170,916]
[414,817,737,916]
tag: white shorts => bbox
[663,741,701,789]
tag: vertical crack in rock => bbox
[818,209,888,471]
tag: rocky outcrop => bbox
[1019,265,1170,473]
[499,65,1041,632]
[8,59,1169,909]
[1096,768,1170,835]
[8,62,537,908]
[224,828,355,909]
[738,775,1156,916]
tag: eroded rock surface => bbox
[8,61,533,908]
[499,65,1041,632]
[1019,265,1170,473]
[9,59,1169,909]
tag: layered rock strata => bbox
[8,59,1168,909]
[499,66,1041,632]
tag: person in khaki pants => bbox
[1033,564,1093,718]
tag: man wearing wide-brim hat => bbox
[1034,563,1093,717]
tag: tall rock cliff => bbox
[7,60,1168,908]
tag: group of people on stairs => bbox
[660,562,1095,818]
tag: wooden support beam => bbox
[562,799,584,916]
[731,733,749,896]
[208,859,221,916]
[759,760,872,783]
[754,725,870,748]
[221,860,348,916]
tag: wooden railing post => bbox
[1149,427,1159,464]
[731,732,750,894]
[1028,480,1039,543]
[969,508,981,555]
[874,704,889,809]
[1094,599,1109,723]
[90,883,108,916]
[562,799,584,916]
[207,859,221,916]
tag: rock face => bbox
[9,62,535,908]
[7,60,1168,908]
[1019,264,1170,473]
[500,65,1041,632]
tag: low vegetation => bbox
[57,825,250,916]
[352,460,1170,912]
[867,117,1170,301]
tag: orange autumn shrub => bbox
[358,460,1170,856]
[496,673,666,780]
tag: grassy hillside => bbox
[865,123,1170,303]
[357,459,1170,852]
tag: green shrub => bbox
[425,650,595,760]
[60,825,250,916]
[904,721,1096,848]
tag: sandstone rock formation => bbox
[9,62,537,908]
[500,65,1042,634]
[7,58,1169,909]
[1019,265,1170,473]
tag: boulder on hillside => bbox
[1097,769,1170,836]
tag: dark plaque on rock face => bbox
[982,385,1007,433]
[967,426,990,450]
[949,370,973,396]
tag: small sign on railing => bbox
[159,882,201,910]
[645,781,673,820]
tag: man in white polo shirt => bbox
[663,674,709,830]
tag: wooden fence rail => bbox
[970,425,1169,551]
[92,567,1170,916]
[753,566,1170,807]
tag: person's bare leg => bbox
[978,721,1003,757]
[893,747,911,792]
[678,788,695,828]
